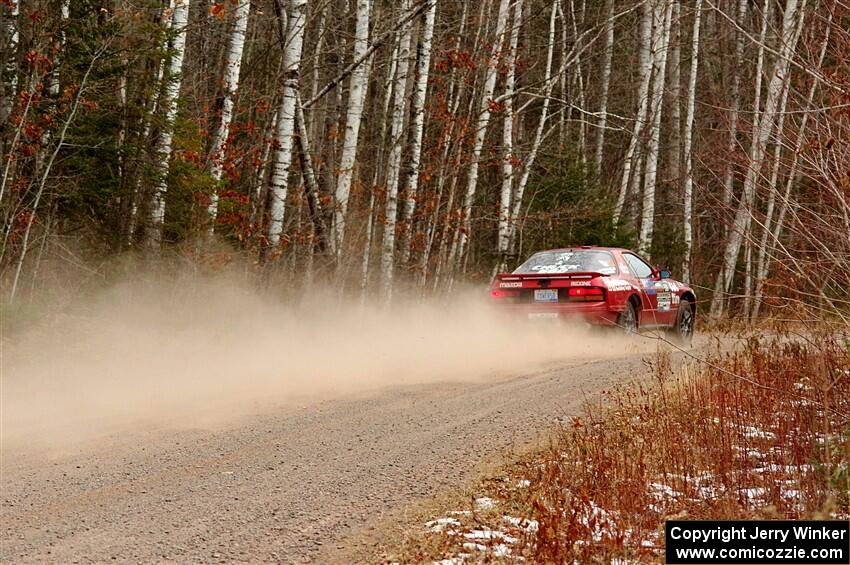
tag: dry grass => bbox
[395,333,850,564]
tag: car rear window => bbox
[513,250,617,275]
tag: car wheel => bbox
[669,301,694,345]
[617,300,638,335]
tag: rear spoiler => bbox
[494,271,606,281]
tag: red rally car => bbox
[489,246,696,342]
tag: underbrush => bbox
[397,334,850,564]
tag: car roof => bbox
[534,246,627,253]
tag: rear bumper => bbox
[491,301,620,326]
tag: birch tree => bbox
[613,0,653,226]
[48,1,70,99]
[146,0,190,248]
[0,1,18,127]
[750,2,827,319]
[207,0,251,230]
[681,0,703,283]
[294,94,328,251]
[594,0,615,178]
[399,0,437,266]
[667,0,681,188]
[455,0,511,267]
[496,0,523,270]
[417,1,469,286]
[721,0,749,208]
[568,0,587,164]
[379,0,413,296]
[360,43,398,296]
[266,0,308,251]
[508,0,557,257]
[637,0,673,255]
[333,0,371,253]
[124,0,175,245]
[710,0,805,315]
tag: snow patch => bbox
[463,529,517,543]
[474,497,497,510]
[426,517,462,532]
[504,515,539,532]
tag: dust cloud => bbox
[1,274,647,450]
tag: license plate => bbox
[534,289,558,302]
[528,312,559,321]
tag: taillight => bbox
[567,287,604,301]
[491,289,520,298]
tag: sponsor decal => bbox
[657,292,672,312]
[571,280,592,286]
[668,281,679,292]
[644,280,657,295]
[605,278,632,292]
[672,294,681,305]
[499,281,523,288]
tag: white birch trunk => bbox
[359,183,376,299]
[749,0,772,162]
[714,0,770,310]
[681,0,703,284]
[568,0,587,164]
[751,2,820,319]
[250,111,276,227]
[399,0,437,266]
[207,0,251,229]
[36,0,69,172]
[146,0,190,248]
[721,0,749,208]
[418,1,469,287]
[557,0,568,146]
[294,93,329,252]
[742,237,753,318]
[667,0,681,188]
[309,3,327,144]
[0,0,19,125]
[508,0,558,254]
[637,0,673,256]
[266,0,308,250]
[745,76,791,315]
[759,25,831,315]
[126,0,174,246]
[593,0,615,178]
[379,0,414,297]
[613,0,653,227]
[333,0,371,253]
[48,0,70,99]
[496,0,523,267]
[507,0,557,257]
[360,43,398,295]
[455,0,511,266]
[709,0,804,316]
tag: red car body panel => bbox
[489,247,697,329]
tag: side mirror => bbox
[659,269,671,279]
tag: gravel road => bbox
[2,348,672,563]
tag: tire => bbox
[616,300,638,335]
[669,301,695,345]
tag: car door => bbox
[621,252,661,327]
[656,272,681,327]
